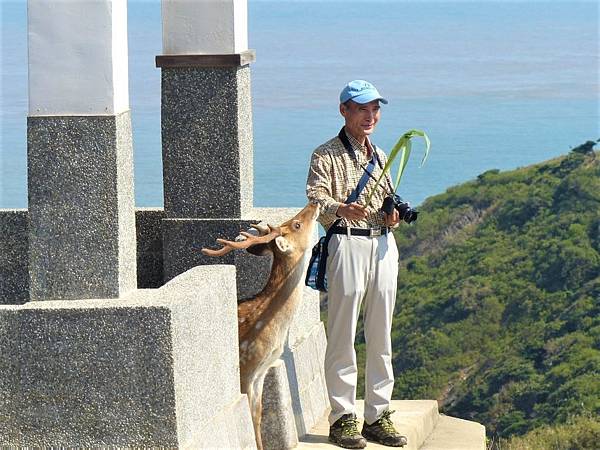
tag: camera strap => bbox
[338,127,394,194]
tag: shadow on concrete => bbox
[300,433,329,444]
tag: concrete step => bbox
[297,400,438,450]
[296,400,485,450]
[420,414,486,450]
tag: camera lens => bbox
[381,194,419,223]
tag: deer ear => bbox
[246,243,272,256]
[275,236,293,254]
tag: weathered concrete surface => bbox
[0,208,167,300]
[0,203,328,446]
[0,265,255,448]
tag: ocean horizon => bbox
[1,0,598,209]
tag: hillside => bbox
[353,143,599,446]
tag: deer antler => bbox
[201,224,281,257]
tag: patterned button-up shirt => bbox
[306,128,394,230]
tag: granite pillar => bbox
[27,112,136,300]
[27,0,136,301]
[135,208,165,289]
[159,58,255,219]
[156,52,258,296]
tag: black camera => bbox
[381,194,418,224]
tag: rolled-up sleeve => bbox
[306,149,342,226]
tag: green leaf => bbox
[365,129,431,207]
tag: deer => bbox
[201,202,320,450]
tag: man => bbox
[306,80,407,449]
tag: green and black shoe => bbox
[328,413,367,449]
[362,410,408,447]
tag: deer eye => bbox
[293,221,301,230]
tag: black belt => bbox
[330,226,391,237]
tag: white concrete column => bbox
[162,0,248,54]
[27,0,136,300]
[28,0,129,115]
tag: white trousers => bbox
[324,232,399,425]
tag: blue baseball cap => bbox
[339,80,388,105]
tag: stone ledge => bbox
[156,50,256,68]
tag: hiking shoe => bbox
[329,413,367,449]
[362,410,408,447]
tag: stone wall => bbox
[0,265,256,448]
[0,208,166,303]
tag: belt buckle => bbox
[369,227,382,237]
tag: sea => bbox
[1,0,598,209]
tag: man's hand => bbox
[384,208,400,227]
[336,202,368,220]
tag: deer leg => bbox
[242,373,263,450]
[250,371,267,450]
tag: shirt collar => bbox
[344,129,372,159]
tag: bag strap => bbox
[334,127,376,229]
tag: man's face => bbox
[340,99,381,140]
